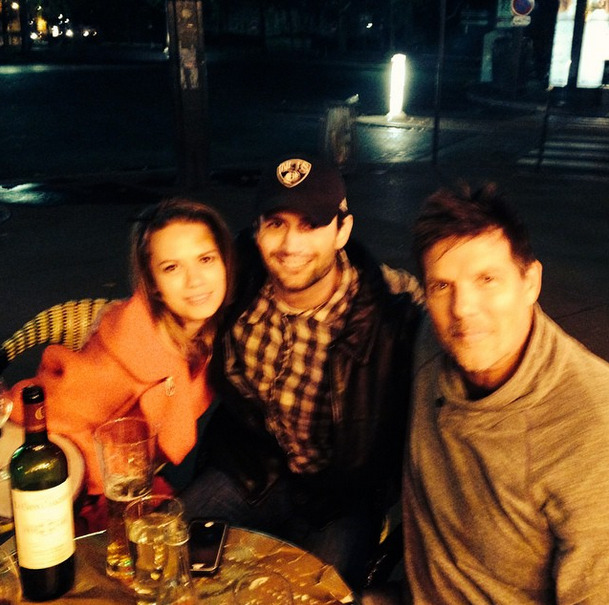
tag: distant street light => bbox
[387,53,407,121]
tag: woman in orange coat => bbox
[10,197,234,496]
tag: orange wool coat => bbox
[10,291,213,494]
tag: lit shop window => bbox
[550,0,609,87]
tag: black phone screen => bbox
[188,519,227,575]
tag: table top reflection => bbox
[14,526,357,604]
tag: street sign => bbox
[511,0,534,16]
[512,15,532,26]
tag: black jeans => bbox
[180,464,382,590]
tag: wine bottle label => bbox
[11,480,75,569]
[23,401,46,433]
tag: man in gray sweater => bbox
[403,182,609,604]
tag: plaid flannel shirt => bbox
[227,250,360,473]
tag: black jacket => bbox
[205,232,421,524]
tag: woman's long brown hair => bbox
[130,197,235,372]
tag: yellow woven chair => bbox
[0,298,112,373]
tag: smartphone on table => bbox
[188,519,228,576]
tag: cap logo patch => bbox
[276,158,312,188]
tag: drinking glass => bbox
[232,570,293,605]
[157,518,197,605]
[0,379,12,435]
[94,417,157,581]
[0,546,21,604]
[0,379,14,533]
[123,494,184,604]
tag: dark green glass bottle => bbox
[10,384,75,601]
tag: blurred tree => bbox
[18,0,35,52]
[387,0,414,51]
[66,0,166,42]
[1,0,10,48]
[39,0,71,19]
[410,0,469,45]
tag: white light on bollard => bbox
[387,53,407,121]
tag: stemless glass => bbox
[0,378,14,495]
[0,546,22,604]
[94,417,156,581]
[123,494,184,604]
[0,378,13,435]
[0,378,13,535]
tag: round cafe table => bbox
[12,526,357,604]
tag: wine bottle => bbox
[10,384,75,601]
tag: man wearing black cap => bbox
[181,155,421,589]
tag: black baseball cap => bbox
[256,155,348,226]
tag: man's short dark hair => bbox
[254,207,350,231]
[412,181,537,278]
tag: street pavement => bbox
[0,50,607,385]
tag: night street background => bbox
[0,45,497,181]
[0,41,607,383]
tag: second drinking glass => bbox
[94,417,157,581]
[123,494,185,604]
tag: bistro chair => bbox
[0,298,114,535]
[0,298,112,374]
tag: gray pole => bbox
[432,0,447,165]
[166,0,210,190]
[566,0,587,97]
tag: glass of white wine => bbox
[0,546,22,604]
[0,378,12,427]
[0,378,13,478]
[0,378,14,534]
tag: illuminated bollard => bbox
[387,53,407,121]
